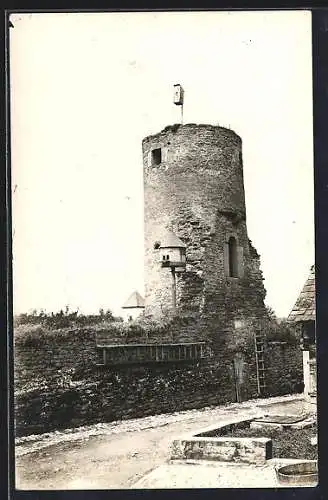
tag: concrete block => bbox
[171,436,272,465]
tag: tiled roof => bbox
[159,230,186,249]
[122,291,145,309]
[288,265,315,323]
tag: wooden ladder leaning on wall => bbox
[254,328,266,396]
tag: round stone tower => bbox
[142,124,266,323]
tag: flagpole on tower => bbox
[173,84,184,125]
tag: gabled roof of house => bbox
[122,291,145,309]
[288,265,315,323]
[159,230,186,249]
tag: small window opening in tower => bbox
[166,255,170,260]
[151,148,162,165]
[228,236,238,277]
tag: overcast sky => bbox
[10,10,314,318]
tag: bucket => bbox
[275,461,318,486]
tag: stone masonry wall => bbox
[14,327,303,437]
[142,124,266,335]
[14,328,97,393]
[264,341,304,396]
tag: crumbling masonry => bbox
[143,123,267,350]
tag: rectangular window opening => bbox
[151,148,162,165]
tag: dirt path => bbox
[15,394,307,490]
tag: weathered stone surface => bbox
[14,325,303,437]
[142,124,266,325]
[13,125,304,439]
[170,436,272,465]
[264,341,303,396]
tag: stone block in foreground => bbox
[171,436,272,465]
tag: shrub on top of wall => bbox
[14,308,123,331]
[266,320,299,345]
[14,310,303,437]
[95,312,202,344]
[163,123,181,133]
